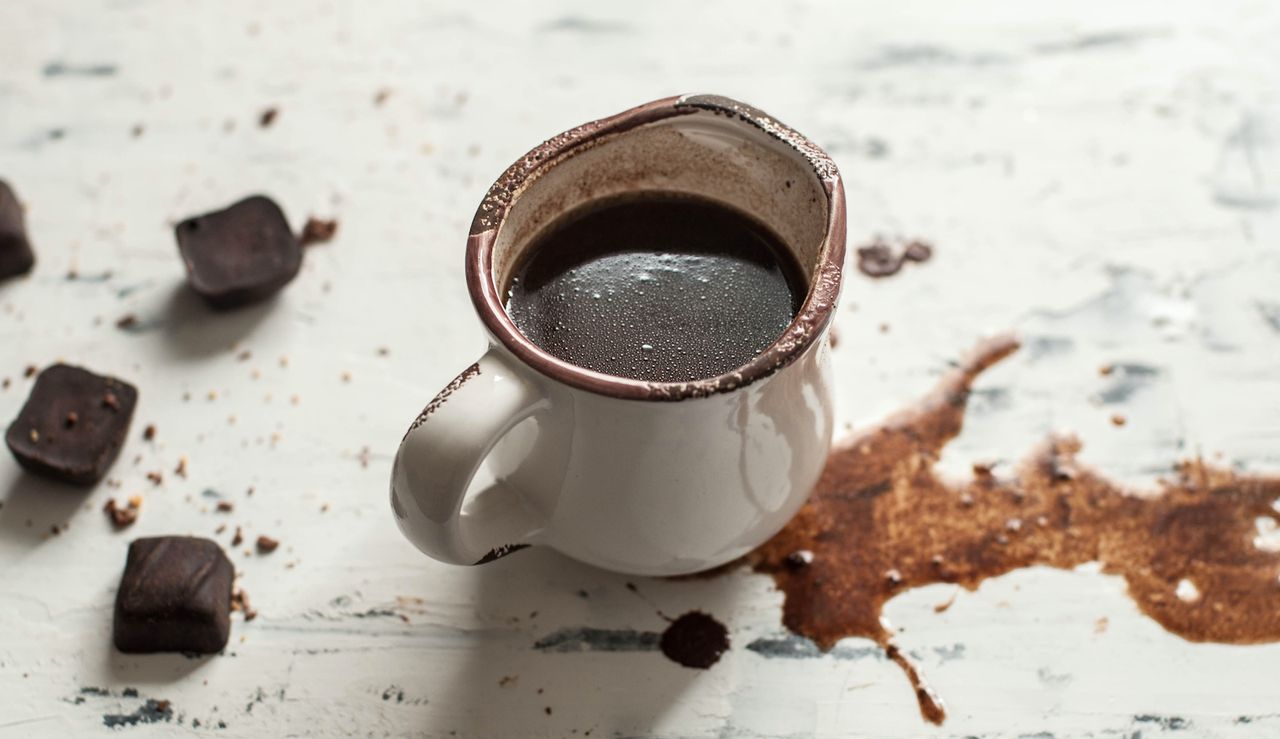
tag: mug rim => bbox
[465,93,846,402]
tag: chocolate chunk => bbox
[0,180,35,280]
[113,536,233,654]
[5,364,138,485]
[174,196,301,309]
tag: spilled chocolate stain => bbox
[750,334,1280,725]
[660,611,729,669]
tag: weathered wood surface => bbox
[1,1,1277,736]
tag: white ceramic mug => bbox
[391,94,845,576]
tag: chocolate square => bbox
[113,537,234,654]
[175,195,301,309]
[5,364,138,485]
[0,179,35,280]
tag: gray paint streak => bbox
[533,627,660,653]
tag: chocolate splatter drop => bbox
[751,334,1280,725]
[855,237,934,278]
[659,611,729,669]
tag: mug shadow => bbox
[0,470,91,548]
[420,546,753,738]
[152,282,277,360]
[105,650,215,683]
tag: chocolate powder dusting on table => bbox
[749,334,1280,725]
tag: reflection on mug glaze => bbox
[750,334,1280,725]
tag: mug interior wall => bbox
[489,113,830,296]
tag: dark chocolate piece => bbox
[0,179,35,280]
[113,536,233,654]
[5,364,138,484]
[174,195,300,309]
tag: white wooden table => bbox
[2,1,1278,736]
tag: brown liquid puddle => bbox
[749,335,1280,725]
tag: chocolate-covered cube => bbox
[4,364,137,485]
[113,537,234,654]
[0,179,35,280]
[175,195,301,309]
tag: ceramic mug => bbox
[391,94,845,576]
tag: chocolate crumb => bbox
[376,347,390,357]
[259,107,278,128]
[498,675,516,687]
[231,526,244,547]
[102,392,120,411]
[216,501,234,513]
[544,707,552,716]
[231,588,257,621]
[131,124,144,138]
[256,535,279,553]
[103,498,139,529]
[115,314,138,330]
[146,471,163,486]
[856,241,901,278]
[1111,414,1127,427]
[174,456,187,478]
[24,365,37,378]
[374,88,392,106]
[855,237,934,278]
[236,350,251,362]
[903,240,933,263]
[299,217,338,247]
[64,411,79,428]
[142,424,156,441]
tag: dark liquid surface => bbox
[504,195,805,383]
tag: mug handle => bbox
[390,349,546,565]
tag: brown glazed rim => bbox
[465,93,847,402]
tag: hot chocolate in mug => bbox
[390,94,845,576]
